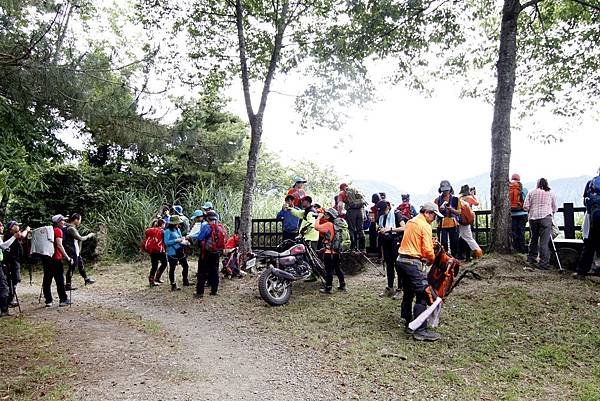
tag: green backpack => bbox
[331,218,351,252]
[345,187,366,209]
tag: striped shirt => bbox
[523,188,557,220]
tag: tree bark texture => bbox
[236,0,289,255]
[0,190,9,221]
[490,0,521,253]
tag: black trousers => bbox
[577,219,600,275]
[168,255,190,285]
[150,252,168,280]
[397,258,430,332]
[380,236,400,289]
[323,253,345,289]
[65,254,88,285]
[346,208,365,250]
[196,251,220,296]
[440,226,459,256]
[511,214,528,253]
[3,260,20,303]
[42,256,68,304]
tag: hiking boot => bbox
[182,281,192,287]
[379,287,394,298]
[209,292,218,296]
[155,278,164,284]
[337,286,348,293]
[59,300,72,307]
[0,309,10,317]
[404,325,414,335]
[572,273,586,280]
[319,287,333,294]
[85,277,96,285]
[392,289,403,300]
[194,293,204,299]
[413,329,441,342]
[171,283,181,291]
[65,284,77,291]
[45,302,53,308]
[537,264,550,271]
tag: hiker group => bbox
[140,202,233,298]
[0,213,95,315]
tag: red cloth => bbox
[52,227,63,260]
[225,235,239,250]
[144,227,165,253]
[287,188,306,207]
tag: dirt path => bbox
[17,270,348,401]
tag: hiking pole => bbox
[11,282,21,315]
[550,239,564,272]
[359,252,385,276]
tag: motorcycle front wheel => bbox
[258,268,292,306]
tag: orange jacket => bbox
[314,218,336,254]
[398,213,435,264]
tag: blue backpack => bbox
[586,176,600,225]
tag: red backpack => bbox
[141,228,163,254]
[397,203,413,220]
[203,221,227,252]
[509,181,524,211]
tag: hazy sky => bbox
[226,75,599,194]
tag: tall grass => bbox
[89,181,335,260]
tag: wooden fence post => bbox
[562,202,575,239]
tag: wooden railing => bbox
[237,203,586,250]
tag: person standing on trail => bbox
[287,177,307,208]
[574,167,600,279]
[277,195,301,241]
[143,218,167,286]
[335,183,349,218]
[314,208,346,294]
[396,194,417,221]
[3,221,30,308]
[456,185,483,261]
[340,185,367,251]
[377,201,406,300]
[434,180,461,256]
[172,205,190,236]
[63,214,96,291]
[0,221,20,316]
[188,211,223,298]
[163,215,191,291]
[509,173,528,253]
[523,178,557,270]
[288,196,319,250]
[397,202,444,342]
[43,215,71,307]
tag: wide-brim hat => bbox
[7,220,21,231]
[190,209,204,220]
[169,215,183,225]
[326,208,339,219]
[439,180,452,192]
[51,214,66,224]
[459,185,470,196]
[205,211,218,220]
[294,177,307,184]
[202,202,214,210]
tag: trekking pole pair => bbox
[359,251,385,276]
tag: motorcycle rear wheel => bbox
[258,268,292,306]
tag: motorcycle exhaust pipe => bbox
[270,267,296,281]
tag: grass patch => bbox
[0,317,74,400]
[239,256,600,400]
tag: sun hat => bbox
[459,185,470,196]
[7,221,21,231]
[326,208,339,219]
[438,180,452,192]
[293,177,307,184]
[51,214,66,224]
[420,202,444,218]
[173,205,183,215]
[169,215,183,225]
[511,173,520,181]
[189,209,204,220]
[202,202,214,210]
[339,183,348,191]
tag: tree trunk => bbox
[490,0,521,253]
[238,118,262,253]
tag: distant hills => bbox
[354,174,591,210]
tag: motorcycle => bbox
[255,237,326,306]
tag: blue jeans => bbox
[511,214,528,253]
